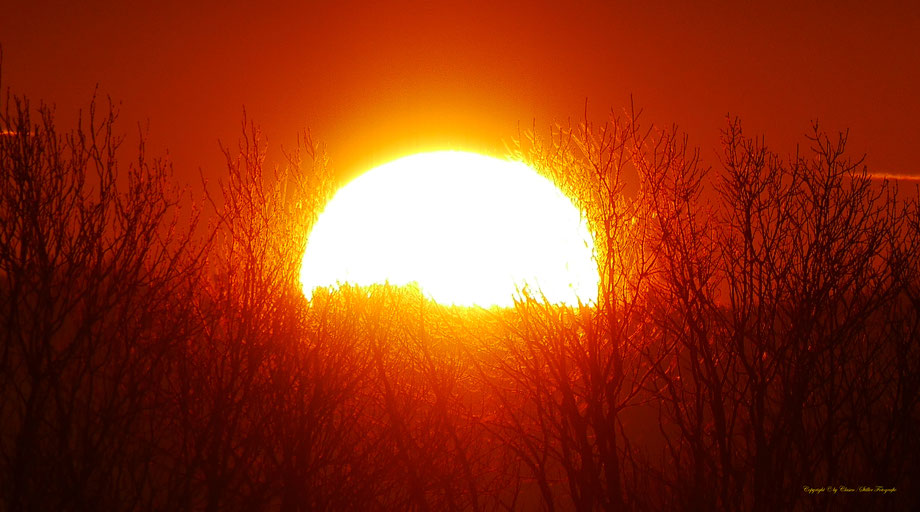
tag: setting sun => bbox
[300,151,598,307]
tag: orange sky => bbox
[2,1,919,184]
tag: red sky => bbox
[2,1,919,184]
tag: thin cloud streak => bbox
[867,172,920,181]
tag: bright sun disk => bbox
[300,151,598,307]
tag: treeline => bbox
[1,89,917,511]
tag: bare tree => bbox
[3,69,916,511]
[0,91,205,510]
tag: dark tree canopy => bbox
[1,88,917,511]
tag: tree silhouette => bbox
[0,92,206,510]
[1,80,917,511]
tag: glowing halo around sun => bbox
[299,151,598,307]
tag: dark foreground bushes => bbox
[1,90,917,511]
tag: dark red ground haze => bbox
[2,1,918,184]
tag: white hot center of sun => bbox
[300,151,598,307]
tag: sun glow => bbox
[300,151,598,307]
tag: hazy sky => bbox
[2,1,918,183]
